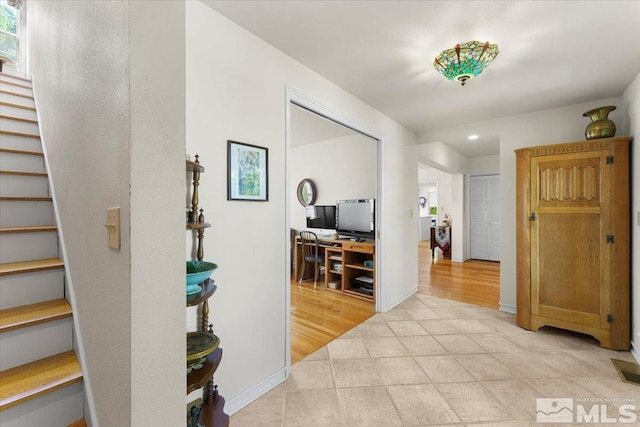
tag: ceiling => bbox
[290,104,358,147]
[204,1,640,157]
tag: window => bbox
[0,0,20,70]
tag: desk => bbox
[294,236,375,302]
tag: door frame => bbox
[284,87,385,373]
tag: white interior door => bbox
[470,175,500,261]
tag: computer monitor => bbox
[306,205,337,229]
[336,199,375,238]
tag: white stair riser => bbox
[0,73,30,86]
[0,318,73,371]
[0,231,58,263]
[0,82,32,97]
[0,200,53,227]
[0,174,49,198]
[0,152,45,174]
[0,104,37,121]
[0,269,64,309]
[0,381,83,427]
[0,92,35,108]
[0,117,39,134]
[0,134,42,152]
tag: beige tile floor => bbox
[230,293,640,426]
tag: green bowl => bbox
[186,260,218,287]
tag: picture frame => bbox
[227,140,269,201]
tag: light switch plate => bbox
[106,207,120,250]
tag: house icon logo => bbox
[536,398,574,423]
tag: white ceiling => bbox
[204,1,640,157]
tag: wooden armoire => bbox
[515,137,631,350]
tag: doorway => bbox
[285,89,384,370]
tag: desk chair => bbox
[298,231,324,289]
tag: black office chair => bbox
[298,230,324,289]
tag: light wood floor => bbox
[290,280,375,365]
[290,241,501,364]
[418,240,500,308]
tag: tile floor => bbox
[230,293,640,426]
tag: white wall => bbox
[290,134,376,231]
[186,1,418,412]
[621,72,640,355]
[27,1,185,425]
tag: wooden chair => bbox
[298,231,324,289]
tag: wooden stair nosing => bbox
[0,101,36,112]
[0,89,33,100]
[0,258,64,276]
[0,299,72,333]
[0,72,31,83]
[0,79,32,90]
[0,129,40,139]
[0,114,38,124]
[0,225,57,234]
[0,170,47,177]
[0,147,44,157]
[0,350,82,411]
[68,420,87,427]
[0,196,52,202]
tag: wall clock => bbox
[296,178,317,206]
[419,196,427,207]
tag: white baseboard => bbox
[224,367,287,416]
[499,302,516,314]
[384,285,418,313]
[631,340,640,365]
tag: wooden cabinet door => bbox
[529,149,611,330]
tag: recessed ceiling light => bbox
[468,134,479,140]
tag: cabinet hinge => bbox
[607,314,614,323]
[606,235,615,244]
[606,155,614,164]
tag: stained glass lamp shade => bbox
[433,41,499,86]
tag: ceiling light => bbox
[468,134,479,140]
[433,41,499,86]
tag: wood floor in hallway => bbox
[418,240,500,309]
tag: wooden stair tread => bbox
[0,72,31,83]
[0,90,33,100]
[0,299,71,332]
[0,170,47,177]
[0,196,52,201]
[67,420,87,427]
[0,101,36,111]
[0,79,32,90]
[0,129,40,139]
[0,114,38,124]
[0,258,64,276]
[0,147,44,157]
[0,225,57,234]
[0,350,82,410]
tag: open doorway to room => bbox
[286,94,382,366]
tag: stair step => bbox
[0,130,40,139]
[0,228,58,263]
[0,72,31,83]
[0,196,52,201]
[0,258,64,276]
[0,114,38,124]
[0,148,44,157]
[0,89,33,100]
[0,101,36,111]
[0,174,50,199]
[0,269,64,310]
[0,350,82,410]
[0,133,43,152]
[68,420,87,427]
[0,92,35,109]
[0,199,53,227]
[0,170,47,177]
[0,79,32,90]
[0,225,56,233]
[0,299,71,333]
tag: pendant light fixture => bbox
[434,41,499,86]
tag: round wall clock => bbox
[419,196,427,207]
[296,178,317,206]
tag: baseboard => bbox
[499,302,516,314]
[384,285,418,312]
[631,340,640,365]
[224,366,287,416]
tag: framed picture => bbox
[227,140,269,201]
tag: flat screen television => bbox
[306,205,337,229]
[336,199,375,238]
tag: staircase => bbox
[0,71,86,427]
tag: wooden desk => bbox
[294,236,375,302]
